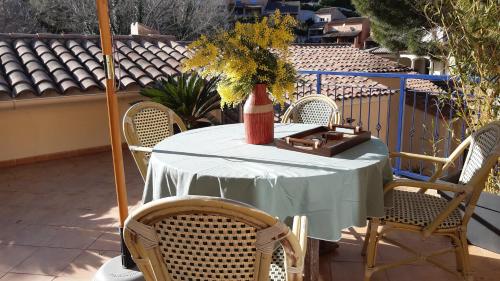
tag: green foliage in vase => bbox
[140,73,221,129]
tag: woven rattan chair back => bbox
[282,95,340,126]
[456,121,500,223]
[416,121,500,228]
[124,196,306,281]
[458,122,500,185]
[123,101,187,180]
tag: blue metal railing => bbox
[294,70,458,180]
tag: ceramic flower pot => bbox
[243,84,274,144]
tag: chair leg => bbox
[361,220,372,256]
[450,233,464,273]
[364,218,380,281]
[459,229,473,281]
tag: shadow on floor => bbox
[0,150,143,279]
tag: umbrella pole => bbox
[96,0,134,269]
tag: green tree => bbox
[3,0,232,40]
[425,0,499,194]
[0,0,37,33]
[352,0,434,55]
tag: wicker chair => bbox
[123,101,187,181]
[362,121,500,281]
[124,196,308,281]
[281,95,341,127]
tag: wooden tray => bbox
[274,125,371,157]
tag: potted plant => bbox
[140,72,221,130]
[183,11,297,144]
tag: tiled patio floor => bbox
[0,151,499,281]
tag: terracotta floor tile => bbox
[1,225,57,247]
[319,254,331,281]
[469,245,500,272]
[330,261,389,281]
[52,277,88,281]
[0,223,28,245]
[47,227,102,249]
[57,250,120,280]
[340,227,366,244]
[330,240,365,262]
[87,232,121,252]
[0,206,26,224]
[473,269,500,281]
[10,247,82,276]
[384,264,459,281]
[0,245,38,272]
[13,208,56,226]
[0,273,55,281]
[45,208,118,232]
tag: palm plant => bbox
[140,72,221,129]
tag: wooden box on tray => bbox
[274,125,371,157]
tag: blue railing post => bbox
[316,74,322,95]
[395,78,407,174]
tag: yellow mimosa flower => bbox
[184,11,297,107]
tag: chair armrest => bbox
[384,179,468,194]
[129,145,153,153]
[292,216,308,254]
[389,152,448,164]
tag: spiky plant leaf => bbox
[141,73,221,129]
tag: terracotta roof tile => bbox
[0,83,9,94]
[158,43,175,55]
[289,44,446,96]
[166,57,180,69]
[0,73,8,85]
[36,81,57,94]
[59,79,80,92]
[13,82,35,97]
[0,34,442,99]
[407,77,444,93]
[171,41,188,54]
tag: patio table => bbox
[142,123,392,280]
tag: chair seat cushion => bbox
[385,190,462,229]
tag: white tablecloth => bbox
[143,123,392,241]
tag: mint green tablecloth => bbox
[143,123,392,241]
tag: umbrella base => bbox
[93,256,144,281]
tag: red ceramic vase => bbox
[243,84,274,144]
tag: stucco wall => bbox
[0,92,143,164]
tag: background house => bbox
[322,17,370,48]
[229,0,269,19]
[264,1,300,17]
[314,7,347,23]
[306,22,327,43]
[365,47,450,75]
[304,6,349,43]
[398,52,449,75]
[364,46,398,62]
